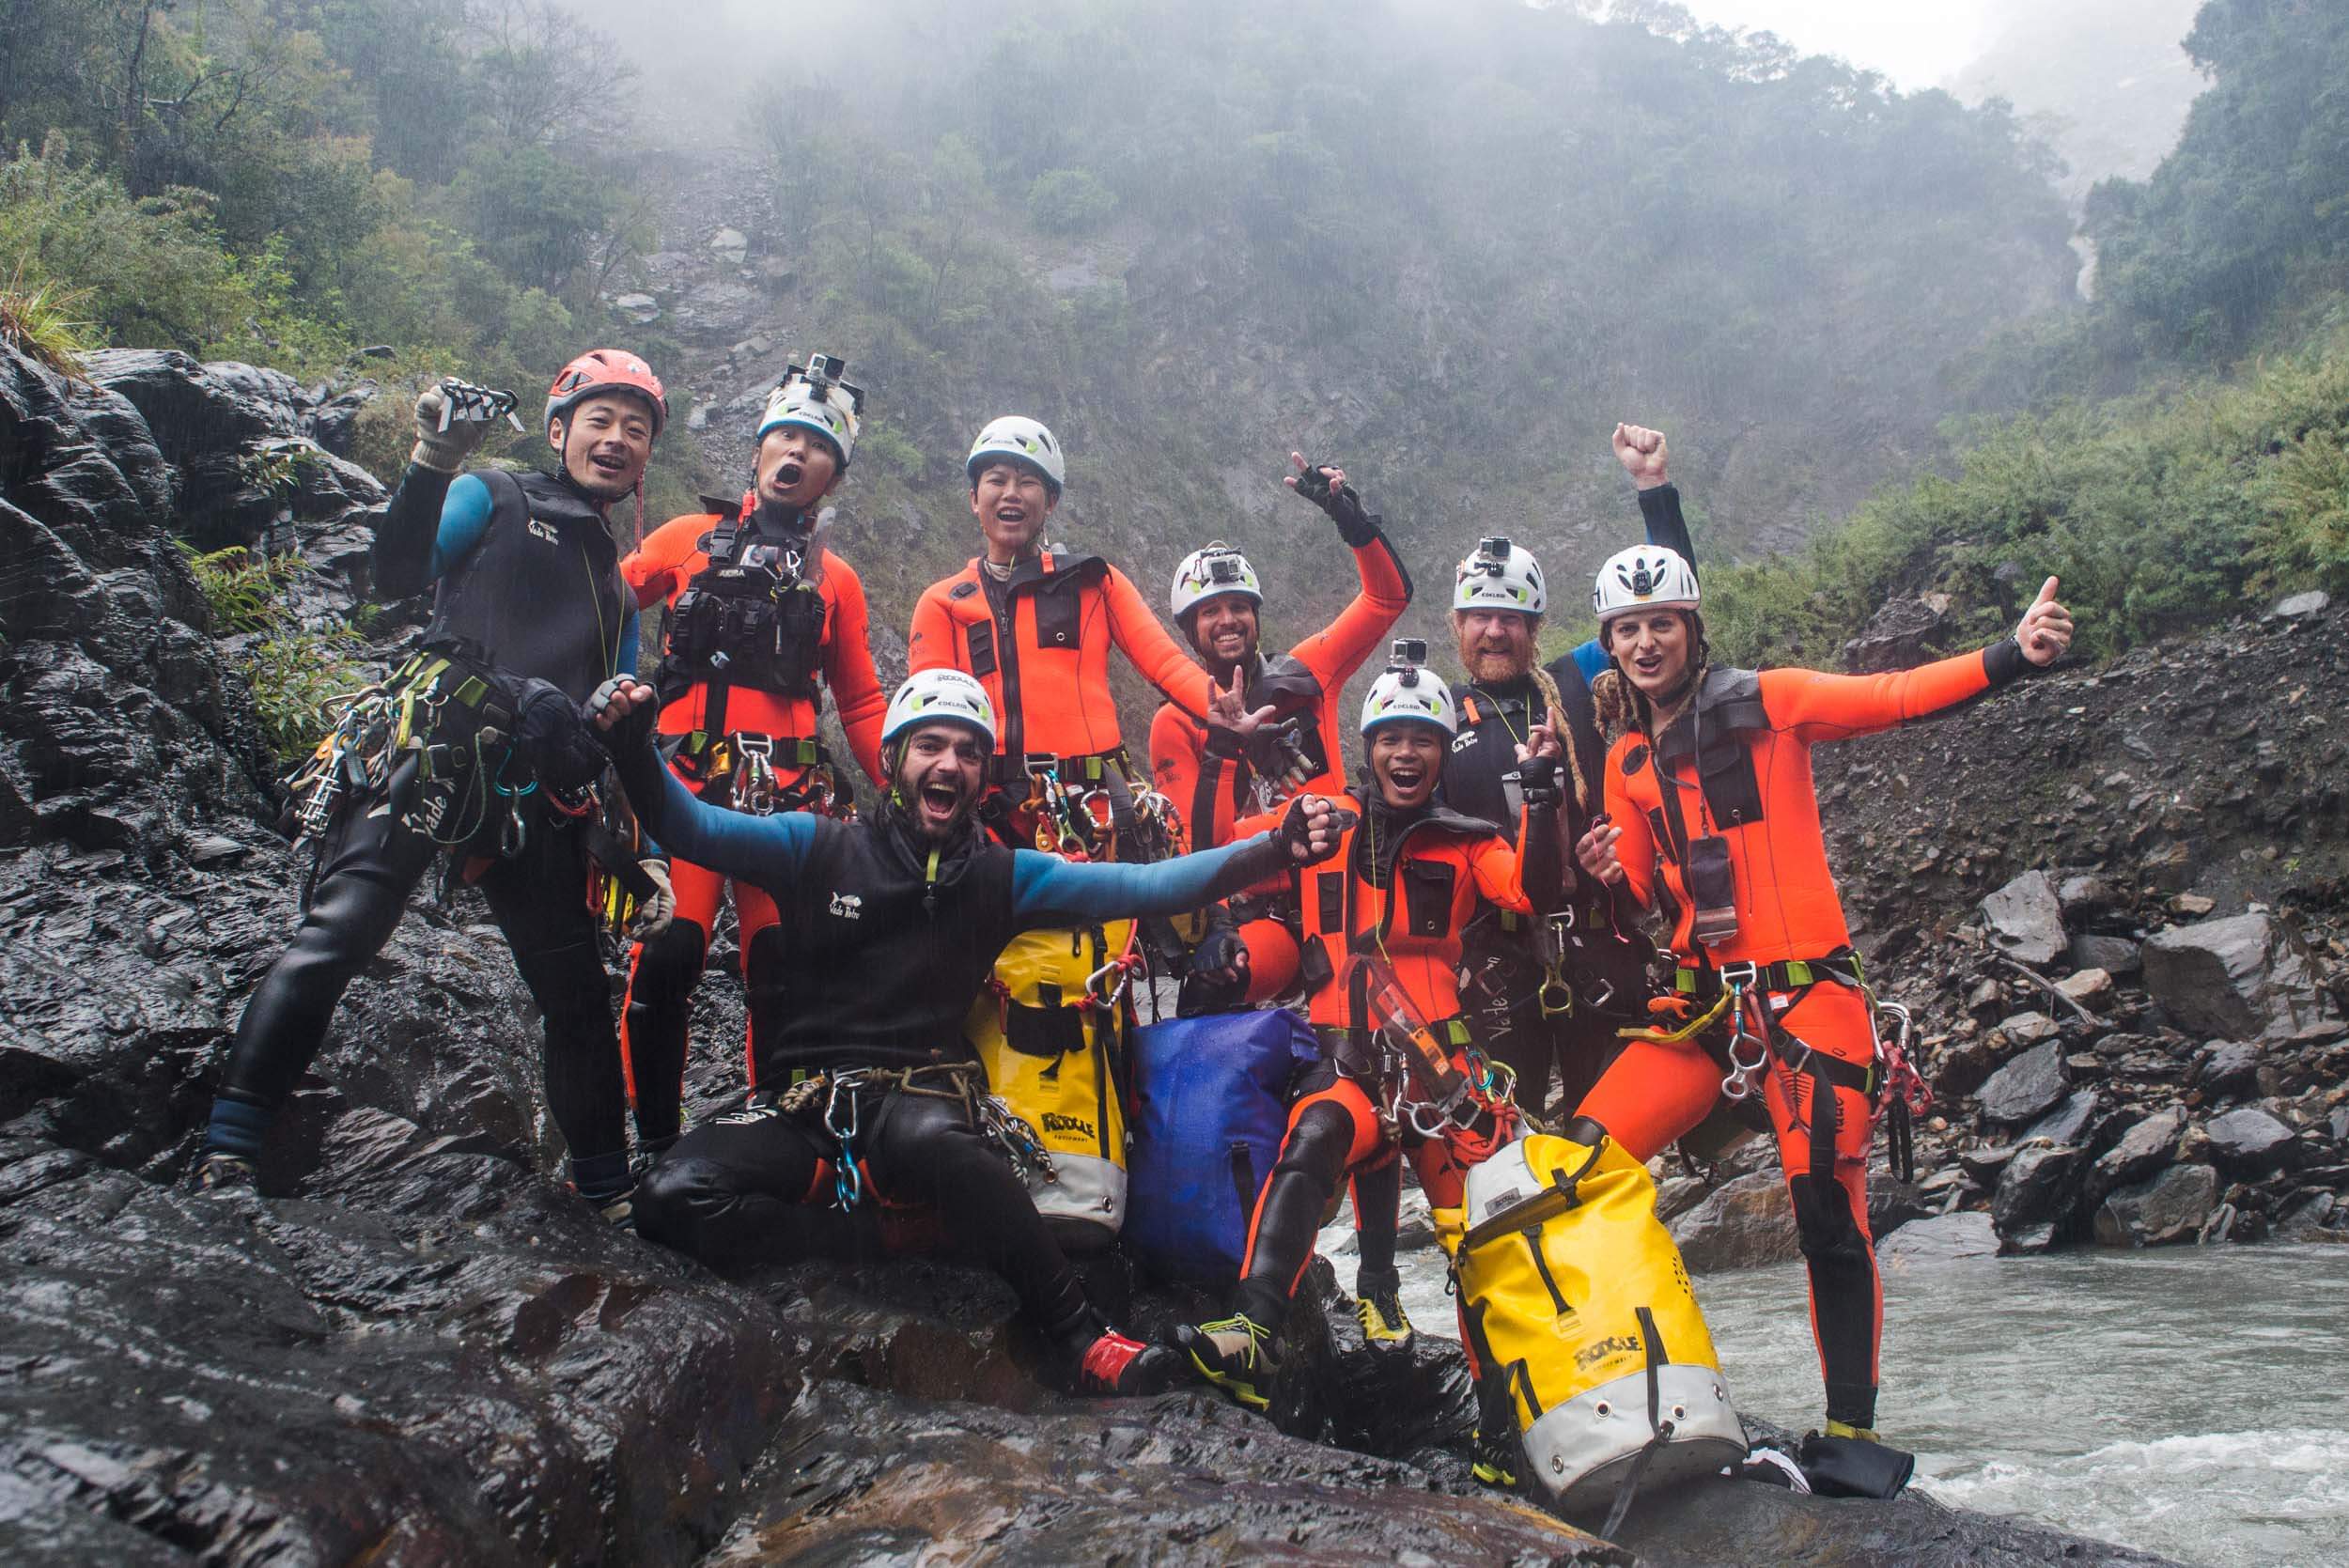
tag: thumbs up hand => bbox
[2017,577,2074,667]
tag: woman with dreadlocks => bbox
[1574,545,2073,1497]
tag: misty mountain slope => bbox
[598,0,2082,727]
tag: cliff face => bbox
[0,339,2183,1565]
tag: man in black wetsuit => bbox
[196,350,671,1221]
[589,666,1346,1393]
[1440,424,1695,1122]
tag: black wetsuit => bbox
[1440,483,1693,1115]
[205,463,638,1201]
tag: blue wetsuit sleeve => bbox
[1012,832,1289,927]
[425,474,495,581]
[1570,638,1608,685]
[616,606,641,677]
[611,737,816,888]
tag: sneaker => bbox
[1354,1266,1413,1344]
[192,1150,257,1196]
[1174,1313,1279,1411]
[1470,1424,1520,1490]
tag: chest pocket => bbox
[1027,575,1085,650]
[1315,870,1346,934]
[1693,737,1765,829]
[964,618,999,679]
[1399,859,1455,939]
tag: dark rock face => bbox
[2201,1108,2299,1172]
[1977,1040,2069,1126]
[1992,1143,2088,1243]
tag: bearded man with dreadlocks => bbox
[1575,543,2075,1498]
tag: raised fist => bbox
[1612,423,1669,489]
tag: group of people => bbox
[194,343,2075,1481]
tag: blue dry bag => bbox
[1125,1008,1317,1282]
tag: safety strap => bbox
[1674,950,1865,998]
[1598,1305,1678,1541]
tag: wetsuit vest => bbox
[1264,790,1536,1032]
[421,468,627,704]
[748,811,1021,1080]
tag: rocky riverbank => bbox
[0,337,2197,1562]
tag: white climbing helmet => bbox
[1170,542,1263,621]
[966,415,1066,493]
[1453,536,1548,615]
[1360,658,1458,738]
[882,668,997,748]
[757,352,864,466]
[1593,544,1700,622]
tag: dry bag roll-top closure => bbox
[1446,1128,1747,1512]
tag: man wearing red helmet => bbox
[195,349,670,1223]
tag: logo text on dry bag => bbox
[829,893,863,919]
[1042,1112,1096,1141]
[1576,1332,1642,1372]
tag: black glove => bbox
[516,678,607,793]
[1513,753,1562,808]
[1277,798,1351,864]
[1190,924,1252,984]
[1290,460,1379,547]
[585,676,657,757]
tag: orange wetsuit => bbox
[1223,787,1560,1331]
[1575,642,2031,1428]
[1150,533,1410,1001]
[614,502,888,1144]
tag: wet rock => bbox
[1995,1010,2061,1048]
[1958,1144,2018,1185]
[1875,1210,1998,1264]
[2071,934,2142,976]
[2142,912,2339,1042]
[2275,1191,2346,1242]
[1992,1143,2087,1240]
[1932,1032,2005,1097]
[1977,1039,2068,1126]
[2094,1163,2218,1247]
[1980,869,2067,967]
[2201,1108,2299,1173]
[1670,1171,1799,1273]
[2021,1088,2100,1148]
[2192,1039,2263,1097]
[2057,873,2121,919]
[2092,1109,2184,1190]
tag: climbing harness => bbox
[775,1063,1059,1212]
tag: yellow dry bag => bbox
[1449,1130,1745,1513]
[966,922,1132,1250]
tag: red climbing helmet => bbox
[544,349,668,439]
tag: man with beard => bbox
[197,350,670,1220]
[1152,455,1411,1009]
[587,668,1346,1393]
[614,355,888,1165]
[1441,424,1693,1125]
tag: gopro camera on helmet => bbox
[1207,554,1247,585]
[781,354,866,414]
[1389,637,1428,675]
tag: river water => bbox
[1388,1239,2349,1566]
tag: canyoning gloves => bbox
[1513,753,1563,808]
[1287,457,1379,547]
[1354,1265,1414,1344]
[587,676,659,756]
[630,859,676,942]
[1176,1313,1280,1411]
[1190,924,1252,986]
[515,678,609,793]
[1277,796,1351,864]
[410,380,522,474]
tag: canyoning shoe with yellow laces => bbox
[1175,1314,1279,1411]
[1353,1265,1414,1344]
[1071,1327,1190,1397]
[1470,1426,1521,1490]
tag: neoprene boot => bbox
[1798,1422,1915,1499]
[1354,1264,1414,1344]
[1049,1304,1189,1397]
[1175,1313,1280,1410]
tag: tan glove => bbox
[410,386,491,473]
[629,859,676,942]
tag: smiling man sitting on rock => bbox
[583,666,1346,1394]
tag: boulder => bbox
[709,225,750,263]
[2056,873,2121,919]
[2142,912,2339,1042]
[1980,870,2067,968]
[1842,592,1952,673]
[2093,1163,2217,1247]
[2192,1039,2263,1097]
[1668,1172,1799,1273]
[2070,934,2142,976]
[2021,1088,2100,1149]
[1875,1210,1999,1264]
[1991,1143,2087,1240]
[2091,1109,2184,1190]
[1995,1010,2061,1048]
[2272,589,2330,619]
[1977,1040,2069,1126]
[2201,1108,2299,1173]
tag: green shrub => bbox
[1026,168,1117,236]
